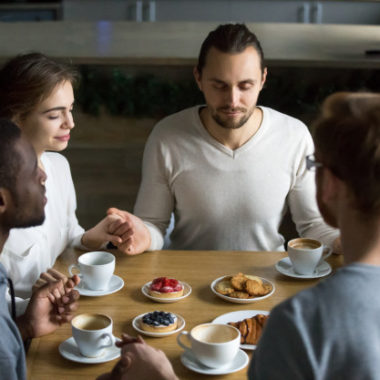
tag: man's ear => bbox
[0,188,11,214]
[260,67,268,90]
[193,66,202,91]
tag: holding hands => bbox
[17,273,80,340]
[106,208,151,255]
[81,213,134,250]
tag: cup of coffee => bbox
[177,323,240,368]
[287,238,332,275]
[71,313,116,357]
[68,251,115,291]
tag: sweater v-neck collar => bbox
[193,105,267,158]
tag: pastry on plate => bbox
[140,311,178,333]
[215,273,272,299]
[228,314,269,345]
[148,277,184,299]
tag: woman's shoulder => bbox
[42,152,71,171]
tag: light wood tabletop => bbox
[26,248,344,379]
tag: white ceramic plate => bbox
[59,336,120,363]
[212,310,270,350]
[141,281,192,303]
[180,349,249,375]
[132,312,185,337]
[75,274,124,297]
[210,275,275,304]
[275,257,332,279]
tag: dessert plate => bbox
[180,348,249,375]
[141,281,192,303]
[210,275,275,304]
[275,257,332,279]
[212,310,270,350]
[132,312,185,337]
[76,275,124,296]
[59,336,120,363]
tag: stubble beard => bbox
[211,106,255,129]
[10,192,45,229]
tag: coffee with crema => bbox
[288,239,321,251]
[193,324,238,343]
[72,314,111,330]
[291,242,320,250]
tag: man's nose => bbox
[226,87,239,107]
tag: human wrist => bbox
[15,314,34,341]
[81,230,102,250]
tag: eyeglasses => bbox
[306,154,323,171]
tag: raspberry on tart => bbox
[148,277,184,299]
[140,311,178,332]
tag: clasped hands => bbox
[82,207,151,255]
[17,271,80,341]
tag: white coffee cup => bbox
[287,238,332,275]
[177,323,240,368]
[71,313,116,357]
[68,251,115,291]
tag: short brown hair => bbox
[313,92,380,215]
[196,23,265,74]
[0,52,78,120]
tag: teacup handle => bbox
[322,246,332,261]
[68,263,81,278]
[99,333,116,349]
[177,331,191,351]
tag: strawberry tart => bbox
[148,277,184,299]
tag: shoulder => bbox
[42,152,71,172]
[261,106,311,137]
[151,106,200,138]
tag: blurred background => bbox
[1,0,379,240]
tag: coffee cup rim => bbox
[190,323,240,344]
[78,251,115,265]
[72,313,112,331]
[287,238,322,250]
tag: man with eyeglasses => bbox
[108,23,340,254]
[250,92,380,379]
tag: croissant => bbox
[228,314,268,345]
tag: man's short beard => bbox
[211,106,255,129]
[12,214,45,229]
[9,192,45,229]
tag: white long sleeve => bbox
[134,106,339,251]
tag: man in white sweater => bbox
[109,23,340,254]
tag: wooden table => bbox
[27,249,343,379]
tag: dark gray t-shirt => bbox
[250,263,380,380]
[0,263,26,380]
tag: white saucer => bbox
[180,349,249,375]
[210,275,275,304]
[275,257,332,279]
[132,312,185,337]
[59,336,120,363]
[76,275,124,296]
[141,281,192,303]
[212,310,270,350]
